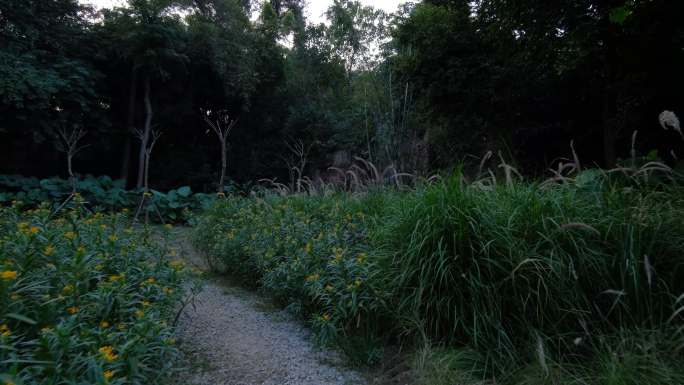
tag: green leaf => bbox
[5,313,37,325]
[176,186,192,197]
[609,6,632,24]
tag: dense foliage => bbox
[3,0,680,189]
[193,170,684,383]
[0,175,215,222]
[0,202,193,384]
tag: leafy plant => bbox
[0,202,194,384]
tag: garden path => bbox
[170,228,366,385]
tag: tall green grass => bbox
[193,171,684,383]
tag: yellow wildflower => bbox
[0,270,17,280]
[95,264,104,271]
[163,287,174,295]
[67,306,78,315]
[41,326,52,334]
[64,231,76,239]
[325,284,334,292]
[141,300,151,307]
[305,273,320,282]
[98,345,118,362]
[304,243,312,254]
[356,253,366,264]
[108,235,118,242]
[169,260,184,270]
[165,338,176,345]
[0,324,10,337]
[100,321,110,328]
[10,293,20,300]
[103,370,114,381]
[43,245,56,256]
[145,277,156,284]
[321,313,331,322]
[108,274,125,282]
[62,284,74,294]
[77,245,86,254]
[135,310,145,318]
[29,226,40,234]
[117,323,126,331]
[164,224,173,230]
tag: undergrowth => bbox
[192,169,684,384]
[0,202,194,384]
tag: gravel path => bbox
[172,229,366,385]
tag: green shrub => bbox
[193,173,684,382]
[0,175,216,223]
[0,202,192,384]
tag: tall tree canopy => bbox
[1,0,682,187]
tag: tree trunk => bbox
[136,76,153,189]
[120,68,138,185]
[219,139,227,194]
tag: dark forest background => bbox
[1,0,683,191]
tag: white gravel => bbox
[176,281,365,385]
[172,229,365,385]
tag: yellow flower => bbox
[17,222,29,230]
[62,284,74,294]
[29,226,40,234]
[356,253,366,264]
[64,231,76,239]
[165,338,176,345]
[108,235,118,242]
[304,243,312,254]
[77,245,86,254]
[135,310,145,318]
[0,324,10,337]
[141,300,151,307]
[217,192,226,198]
[143,192,152,197]
[354,278,362,288]
[10,293,20,301]
[163,287,174,295]
[117,323,126,330]
[98,345,118,362]
[40,326,52,334]
[321,313,331,322]
[100,321,110,328]
[103,370,114,381]
[44,245,56,256]
[145,277,156,284]
[164,224,173,230]
[305,273,320,282]
[95,264,104,271]
[169,260,184,270]
[1,270,17,280]
[100,224,108,230]
[325,284,334,292]
[108,274,125,282]
[67,306,78,315]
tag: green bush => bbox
[0,175,216,223]
[193,173,684,382]
[0,202,193,384]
